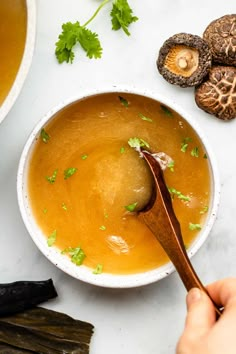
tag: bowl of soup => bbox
[17,87,220,288]
[0,0,36,125]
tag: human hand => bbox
[176,278,236,354]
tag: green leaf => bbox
[62,203,68,211]
[168,187,190,202]
[40,129,50,143]
[64,167,78,180]
[62,247,86,266]
[200,205,209,214]
[55,21,102,63]
[120,147,125,154]
[138,113,153,122]
[93,264,103,274]
[160,104,173,117]
[189,223,202,231]
[128,137,150,149]
[77,26,102,59]
[203,153,208,159]
[167,160,175,172]
[110,0,138,36]
[191,147,199,157]
[118,96,129,107]
[81,154,88,160]
[99,225,106,231]
[45,169,58,184]
[181,137,192,152]
[47,230,57,247]
[124,202,138,212]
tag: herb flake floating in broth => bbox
[62,247,86,266]
[93,264,103,274]
[138,113,153,122]
[189,223,202,231]
[45,169,58,184]
[40,129,50,143]
[119,95,129,107]
[168,187,191,202]
[124,202,138,212]
[128,137,150,149]
[181,137,192,152]
[191,147,199,157]
[64,167,78,180]
[160,104,173,117]
[47,230,57,247]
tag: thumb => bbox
[185,287,216,338]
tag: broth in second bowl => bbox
[27,93,211,275]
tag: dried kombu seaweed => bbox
[0,307,94,354]
[0,279,57,317]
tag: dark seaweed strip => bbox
[0,280,57,317]
[0,342,35,353]
[1,307,94,344]
[0,321,89,354]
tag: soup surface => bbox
[28,93,211,274]
[0,0,27,105]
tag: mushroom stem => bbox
[178,57,188,69]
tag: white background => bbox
[0,1,236,353]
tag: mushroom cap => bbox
[195,66,236,120]
[157,33,212,87]
[203,14,236,66]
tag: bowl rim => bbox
[0,0,36,125]
[17,86,221,288]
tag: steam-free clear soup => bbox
[28,93,211,274]
[0,0,27,105]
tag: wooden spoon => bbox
[138,149,222,317]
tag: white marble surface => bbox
[0,1,236,353]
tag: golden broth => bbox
[28,93,211,274]
[0,0,27,105]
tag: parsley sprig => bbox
[55,0,138,63]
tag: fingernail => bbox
[187,288,202,308]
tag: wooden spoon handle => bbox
[139,150,223,317]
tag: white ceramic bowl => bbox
[17,87,220,288]
[0,0,36,125]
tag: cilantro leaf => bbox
[40,128,50,143]
[110,0,138,36]
[118,95,129,107]
[62,247,86,266]
[168,187,191,202]
[160,104,173,117]
[189,223,202,231]
[128,137,150,149]
[64,167,78,180]
[139,113,153,122]
[191,147,199,157]
[125,202,138,212]
[93,264,103,274]
[47,230,57,247]
[77,26,102,59]
[55,21,102,63]
[45,169,58,184]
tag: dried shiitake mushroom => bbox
[203,14,236,66]
[195,66,236,120]
[157,33,212,87]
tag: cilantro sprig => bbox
[55,0,138,63]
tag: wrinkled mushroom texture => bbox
[203,14,236,66]
[195,66,236,121]
[157,33,212,87]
